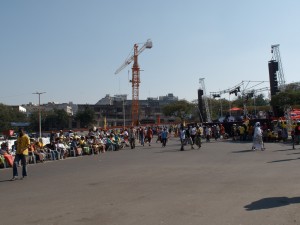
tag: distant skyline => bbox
[1,0,299,106]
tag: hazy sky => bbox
[1,0,299,106]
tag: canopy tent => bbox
[229,107,242,111]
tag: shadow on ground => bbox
[0,179,14,183]
[267,157,300,163]
[245,197,300,211]
[273,148,297,152]
[232,149,254,153]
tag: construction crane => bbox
[271,44,286,89]
[199,78,212,122]
[115,39,152,126]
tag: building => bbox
[24,102,76,117]
[11,105,27,113]
[78,93,179,128]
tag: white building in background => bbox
[23,101,76,116]
[11,105,27,113]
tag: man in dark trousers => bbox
[146,127,153,146]
[295,121,300,145]
[12,128,30,180]
[128,127,136,149]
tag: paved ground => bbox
[1,137,300,225]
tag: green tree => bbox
[28,111,39,132]
[55,109,69,130]
[0,104,28,132]
[270,90,300,108]
[75,105,96,128]
[270,90,300,116]
[162,100,195,122]
[209,98,231,120]
[254,94,269,106]
[29,109,70,132]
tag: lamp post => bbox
[123,99,126,130]
[33,91,46,138]
[220,98,223,117]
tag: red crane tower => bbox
[115,39,152,126]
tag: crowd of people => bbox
[0,127,131,176]
[1,120,300,179]
[229,120,300,144]
[0,126,174,173]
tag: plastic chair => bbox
[69,147,76,157]
[28,151,36,164]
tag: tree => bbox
[0,104,28,132]
[28,111,39,132]
[270,90,300,116]
[254,94,269,106]
[55,109,69,130]
[28,109,70,132]
[231,96,244,108]
[75,105,96,128]
[162,100,195,122]
[209,98,231,121]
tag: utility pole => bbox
[33,91,46,138]
[123,99,126,130]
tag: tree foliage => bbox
[254,94,269,106]
[28,109,70,132]
[0,104,28,132]
[270,90,300,109]
[75,105,96,128]
[162,100,194,121]
[209,98,231,120]
[230,94,268,109]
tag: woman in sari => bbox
[252,122,265,151]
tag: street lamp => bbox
[33,91,46,138]
[123,99,126,130]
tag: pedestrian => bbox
[11,128,30,180]
[156,127,162,143]
[252,122,265,151]
[195,125,202,148]
[205,126,211,142]
[179,128,186,151]
[139,127,145,146]
[294,121,300,145]
[190,125,197,148]
[146,127,153,146]
[129,127,136,149]
[186,126,194,149]
[161,128,168,147]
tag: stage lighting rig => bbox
[229,86,241,96]
[212,94,221,98]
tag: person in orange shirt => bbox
[146,127,153,146]
[12,128,30,180]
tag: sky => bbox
[0,0,299,106]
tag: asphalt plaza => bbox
[1,137,300,225]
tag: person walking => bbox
[161,127,168,147]
[252,122,265,151]
[205,126,211,142]
[146,127,153,146]
[139,127,145,146]
[11,128,30,180]
[179,128,186,151]
[129,127,136,149]
[294,121,300,145]
[190,125,197,149]
[185,126,193,149]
